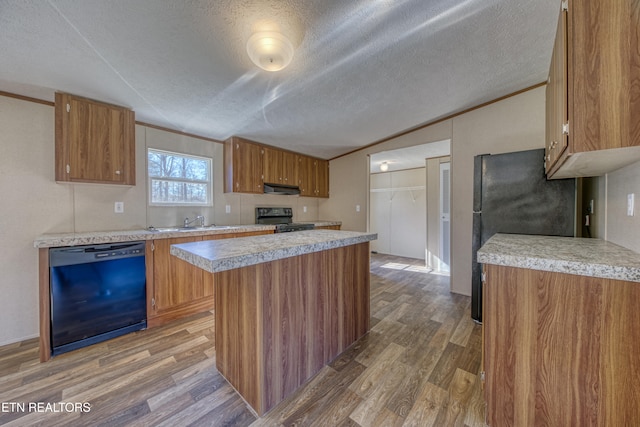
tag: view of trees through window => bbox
[148,149,212,205]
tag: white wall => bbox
[0,95,321,346]
[370,168,426,259]
[322,120,453,232]
[0,97,71,345]
[601,161,640,252]
[321,86,547,296]
[450,88,546,295]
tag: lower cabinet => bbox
[483,264,640,426]
[315,225,341,230]
[146,230,272,327]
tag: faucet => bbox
[184,215,205,228]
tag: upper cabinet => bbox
[262,146,283,185]
[315,159,329,198]
[297,155,315,196]
[262,146,299,186]
[224,137,264,194]
[224,137,329,198]
[55,92,135,185]
[545,0,640,179]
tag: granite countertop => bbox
[171,229,377,273]
[33,225,276,248]
[477,233,640,282]
[34,221,343,248]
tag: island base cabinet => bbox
[483,264,640,426]
[214,242,370,416]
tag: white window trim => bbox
[147,148,213,207]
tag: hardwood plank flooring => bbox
[0,254,483,426]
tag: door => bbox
[439,162,451,273]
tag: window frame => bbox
[147,148,213,207]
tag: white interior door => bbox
[439,162,451,272]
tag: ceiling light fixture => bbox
[246,31,294,72]
[380,162,389,172]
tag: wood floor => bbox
[0,254,484,426]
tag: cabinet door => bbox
[281,151,298,186]
[315,159,329,198]
[55,93,135,185]
[545,7,568,173]
[298,155,315,196]
[262,146,283,184]
[233,139,264,193]
[152,236,206,312]
[546,1,640,178]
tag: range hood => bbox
[263,183,301,195]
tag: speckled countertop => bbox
[171,229,377,273]
[33,225,276,248]
[33,221,343,248]
[477,233,640,282]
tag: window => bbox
[147,149,212,206]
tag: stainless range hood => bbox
[263,183,301,195]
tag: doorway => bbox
[369,140,451,270]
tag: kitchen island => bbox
[478,234,640,426]
[171,229,377,416]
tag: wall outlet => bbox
[303,206,307,213]
[628,193,635,216]
[225,204,231,214]
[114,202,124,213]
[356,204,361,212]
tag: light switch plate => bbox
[114,202,124,213]
[628,194,635,216]
[225,204,231,214]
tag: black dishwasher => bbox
[49,241,147,356]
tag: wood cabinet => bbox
[315,159,329,197]
[146,230,273,327]
[281,151,298,186]
[224,136,329,197]
[262,146,282,185]
[483,264,640,426]
[545,7,568,172]
[224,137,264,194]
[297,155,315,196]
[315,225,341,230]
[545,0,640,178]
[297,156,330,198]
[214,241,370,415]
[262,147,299,186]
[55,92,135,185]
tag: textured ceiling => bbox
[0,0,559,159]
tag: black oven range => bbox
[255,207,315,233]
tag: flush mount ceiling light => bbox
[246,31,294,72]
[380,162,389,172]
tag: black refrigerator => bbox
[471,148,576,322]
